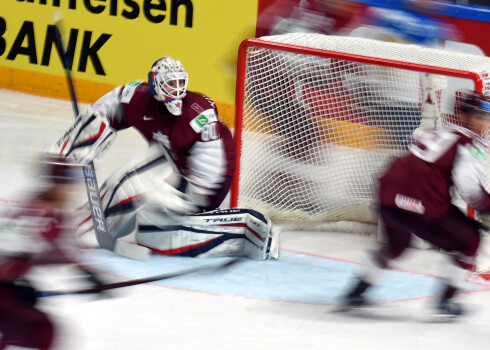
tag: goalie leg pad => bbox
[136,224,245,257]
[74,195,139,248]
[135,208,281,259]
[74,144,174,247]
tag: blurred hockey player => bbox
[0,155,105,350]
[349,1,460,153]
[256,0,362,37]
[51,56,279,260]
[351,0,458,46]
[341,91,490,318]
[251,0,365,209]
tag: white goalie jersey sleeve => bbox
[91,85,126,123]
[186,139,227,207]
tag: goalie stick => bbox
[38,257,241,297]
[52,12,149,260]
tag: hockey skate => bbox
[337,279,371,311]
[432,298,464,320]
[430,283,465,320]
[339,293,367,310]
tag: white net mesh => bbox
[234,33,490,230]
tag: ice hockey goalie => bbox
[50,56,280,260]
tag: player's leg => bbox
[431,206,481,258]
[383,205,480,316]
[16,308,55,350]
[423,206,481,316]
[341,205,413,308]
[0,282,55,350]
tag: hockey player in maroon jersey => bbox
[0,155,105,350]
[341,91,490,317]
[256,0,362,37]
[51,56,280,260]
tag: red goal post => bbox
[231,33,490,233]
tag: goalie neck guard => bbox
[148,56,189,116]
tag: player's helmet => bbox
[148,56,189,116]
[40,154,80,185]
[460,91,490,115]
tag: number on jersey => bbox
[201,122,219,141]
[409,129,460,163]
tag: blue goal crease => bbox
[84,249,489,305]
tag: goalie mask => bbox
[148,56,189,116]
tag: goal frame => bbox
[230,36,484,215]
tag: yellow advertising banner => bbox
[0,0,259,126]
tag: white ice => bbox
[1,89,490,350]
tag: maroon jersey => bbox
[0,197,71,281]
[256,0,361,36]
[379,126,490,218]
[93,81,235,179]
[0,196,75,350]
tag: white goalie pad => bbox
[135,208,281,260]
[50,108,116,164]
[74,143,187,248]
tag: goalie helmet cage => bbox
[231,33,490,236]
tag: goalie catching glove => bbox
[50,108,116,164]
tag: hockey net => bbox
[231,33,490,234]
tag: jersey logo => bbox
[143,115,154,121]
[470,145,486,161]
[191,103,205,114]
[409,129,459,163]
[190,109,218,133]
[121,80,144,104]
[395,194,425,214]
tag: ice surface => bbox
[1,89,490,350]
